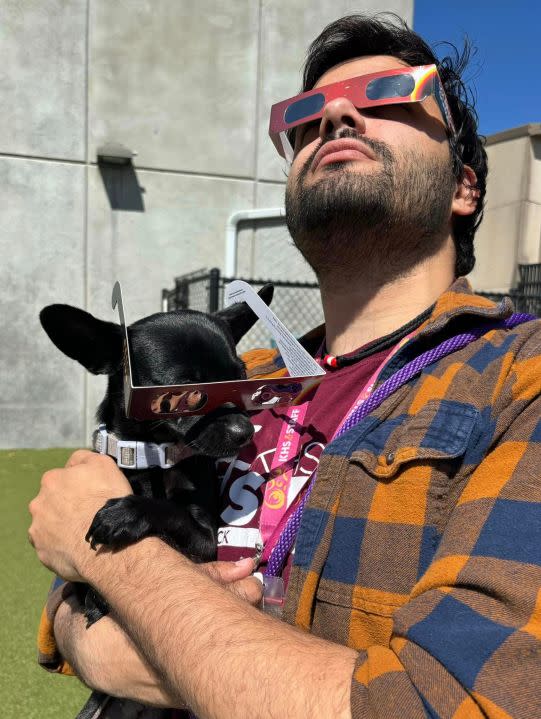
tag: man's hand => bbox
[200,556,263,605]
[28,450,132,582]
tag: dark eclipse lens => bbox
[366,74,415,100]
[284,92,325,124]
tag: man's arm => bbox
[50,558,264,707]
[29,452,356,719]
[80,537,357,719]
[54,594,177,707]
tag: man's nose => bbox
[319,97,367,140]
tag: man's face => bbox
[285,55,458,280]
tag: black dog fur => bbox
[39,286,272,718]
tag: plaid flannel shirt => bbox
[39,278,541,718]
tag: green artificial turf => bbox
[0,449,89,718]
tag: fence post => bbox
[176,276,190,310]
[208,267,220,313]
[161,289,169,312]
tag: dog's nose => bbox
[228,417,254,446]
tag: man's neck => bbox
[319,239,456,356]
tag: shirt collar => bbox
[243,278,513,378]
[414,277,513,339]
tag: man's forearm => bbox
[54,594,177,707]
[83,538,356,719]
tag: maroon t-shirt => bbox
[216,344,395,584]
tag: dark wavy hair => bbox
[297,13,487,276]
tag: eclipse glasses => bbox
[113,282,324,420]
[269,64,455,162]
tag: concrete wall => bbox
[469,125,541,293]
[1,0,413,448]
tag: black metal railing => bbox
[477,263,541,317]
[162,268,323,351]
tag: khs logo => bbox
[217,440,324,527]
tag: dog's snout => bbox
[227,416,254,447]
[181,405,255,456]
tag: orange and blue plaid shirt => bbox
[39,278,541,718]
[246,277,541,718]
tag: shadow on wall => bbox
[98,161,145,211]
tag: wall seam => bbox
[0,152,88,165]
[0,150,286,187]
[253,0,264,196]
[83,0,91,444]
[485,200,537,212]
[248,0,265,274]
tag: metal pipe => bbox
[225,207,286,276]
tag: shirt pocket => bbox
[350,398,479,480]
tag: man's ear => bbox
[215,284,274,345]
[39,304,123,375]
[452,165,480,217]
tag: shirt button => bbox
[385,452,395,465]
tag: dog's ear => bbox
[215,283,274,344]
[39,304,123,375]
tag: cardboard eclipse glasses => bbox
[113,281,325,421]
[269,64,456,162]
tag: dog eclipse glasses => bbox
[269,64,456,162]
[113,282,323,420]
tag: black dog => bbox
[40,285,272,718]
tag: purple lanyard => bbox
[264,313,534,577]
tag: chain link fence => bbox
[162,268,323,353]
[162,263,541,353]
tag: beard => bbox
[285,129,457,284]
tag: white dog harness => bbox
[92,424,192,470]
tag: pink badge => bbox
[259,402,309,544]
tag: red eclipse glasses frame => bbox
[269,64,456,162]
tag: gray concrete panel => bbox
[0,0,86,160]
[233,180,319,285]
[89,0,259,176]
[517,201,541,265]
[252,181,316,283]
[257,1,414,181]
[85,166,254,437]
[469,202,521,293]
[0,158,86,448]
[235,222,256,277]
[86,167,255,319]
[485,137,529,210]
[234,180,288,278]
[528,138,541,202]
[85,374,108,448]
[232,181,322,354]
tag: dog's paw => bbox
[85,496,152,550]
[84,588,110,627]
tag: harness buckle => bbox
[116,440,138,469]
[157,443,176,470]
[93,425,109,455]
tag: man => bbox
[29,14,541,719]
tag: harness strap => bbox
[92,425,192,469]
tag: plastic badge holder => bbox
[112,280,325,420]
[262,575,285,618]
